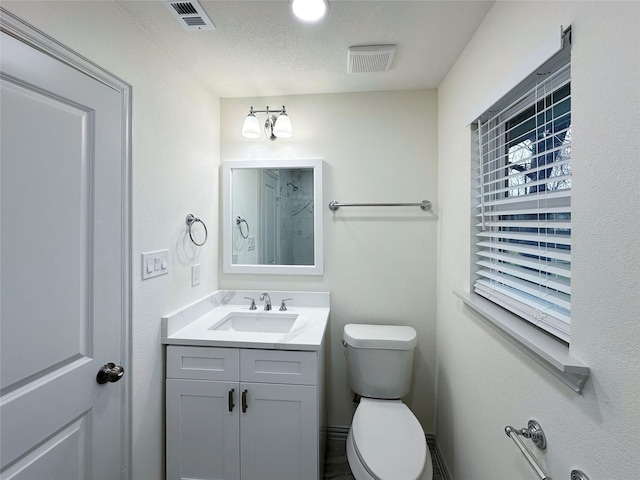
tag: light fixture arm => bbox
[248,105,287,115]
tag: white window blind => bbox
[472,41,572,342]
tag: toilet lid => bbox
[352,399,427,480]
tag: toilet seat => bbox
[349,398,430,480]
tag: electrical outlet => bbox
[192,264,201,286]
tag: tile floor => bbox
[323,436,445,480]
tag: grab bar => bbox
[505,420,552,480]
[328,200,432,212]
[505,421,592,480]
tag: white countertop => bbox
[161,290,330,351]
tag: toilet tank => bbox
[343,324,417,399]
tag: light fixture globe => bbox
[291,0,328,22]
[241,112,260,139]
[274,112,292,138]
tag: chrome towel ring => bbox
[186,214,208,246]
[236,216,250,239]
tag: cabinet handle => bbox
[242,389,248,413]
[228,388,235,412]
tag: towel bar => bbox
[328,200,432,212]
[504,421,591,480]
[505,420,552,480]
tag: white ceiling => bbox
[116,0,494,98]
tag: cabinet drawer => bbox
[167,345,239,381]
[241,349,317,385]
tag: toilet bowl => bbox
[346,398,433,480]
[343,324,432,480]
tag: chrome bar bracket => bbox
[523,420,547,450]
[571,471,590,480]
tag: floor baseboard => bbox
[326,425,349,440]
[326,426,451,480]
[426,433,451,480]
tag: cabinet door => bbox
[166,379,240,480]
[240,383,318,480]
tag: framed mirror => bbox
[222,158,324,275]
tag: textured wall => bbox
[220,90,439,431]
[436,1,640,478]
[2,2,221,479]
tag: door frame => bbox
[0,8,133,478]
[260,169,280,265]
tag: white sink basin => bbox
[209,312,298,333]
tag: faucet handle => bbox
[279,298,293,311]
[244,297,257,310]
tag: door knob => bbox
[96,362,124,384]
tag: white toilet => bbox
[343,324,433,480]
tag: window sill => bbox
[454,290,589,392]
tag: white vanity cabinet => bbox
[166,345,324,480]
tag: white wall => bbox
[436,2,640,479]
[220,90,439,430]
[2,2,221,479]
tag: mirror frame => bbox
[222,158,324,275]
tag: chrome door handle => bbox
[96,362,124,384]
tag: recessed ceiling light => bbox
[291,0,328,23]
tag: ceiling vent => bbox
[347,45,396,74]
[163,0,215,31]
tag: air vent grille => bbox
[171,2,198,15]
[347,45,397,74]
[184,17,206,27]
[163,0,215,31]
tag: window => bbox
[472,45,572,342]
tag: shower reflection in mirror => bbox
[231,168,314,266]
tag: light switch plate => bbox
[142,250,169,279]
[191,264,201,286]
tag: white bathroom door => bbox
[0,17,130,480]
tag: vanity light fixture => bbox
[242,106,292,141]
[291,0,328,22]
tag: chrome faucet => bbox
[259,292,271,311]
